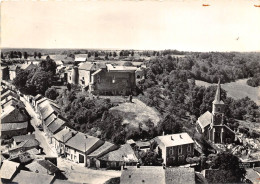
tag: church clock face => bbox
[214,113,223,125]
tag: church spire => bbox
[213,79,223,104]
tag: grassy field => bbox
[195,79,260,105]
[109,98,161,131]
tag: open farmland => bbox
[195,79,260,105]
[109,98,161,131]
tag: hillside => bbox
[109,98,161,131]
[195,79,260,105]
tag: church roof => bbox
[197,111,212,131]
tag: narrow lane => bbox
[20,97,58,157]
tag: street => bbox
[20,97,58,157]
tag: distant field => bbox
[109,98,161,131]
[195,79,260,105]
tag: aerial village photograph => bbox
[0,0,260,184]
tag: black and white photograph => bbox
[0,0,260,183]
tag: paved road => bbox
[20,97,58,157]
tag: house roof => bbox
[34,94,43,101]
[197,111,212,131]
[91,68,103,76]
[66,132,103,153]
[12,170,54,184]
[155,133,194,147]
[0,160,20,180]
[53,127,76,143]
[75,57,87,62]
[45,113,57,126]
[26,148,40,155]
[121,166,165,184]
[121,166,195,184]
[47,118,66,133]
[1,105,15,119]
[165,167,195,184]
[1,90,20,100]
[99,144,138,162]
[135,141,151,148]
[88,141,117,158]
[1,122,28,131]
[78,62,106,71]
[9,65,19,71]
[18,138,40,148]
[1,98,21,110]
[106,64,137,72]
[13,134,35,144]
[26,160,60,174]
[213,79,224,104]
[39,102,60,120]
[20,62,36,70]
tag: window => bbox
[137,75,140,79]
[178,146,182,154]
[218,108,220,111]
[82,77,84,80]
[187,145,191,152]
[169,147,174,155]
[70,77,72,80]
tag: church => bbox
[196,80,235,144]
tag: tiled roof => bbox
[45,113,57,126]
[79,62,106,71]
[13,134,35,144]
[39,103,60,120]
[88,141,117,158]
[197,111,212,131]
[1,122,28,131]
[99,144,138,162]
[17,139,40,148]
[1,90,19,100]
[121,166,195,184]
[75,57,87,62]
[135,141,151,148]
[53,127,76,143]
[37,160,60,173]
[9,65,19,71]
[34,94,43,101]
[121,166,165,184]
[155,133,194,147]
[1,105,30,123]
[47,118,66,133]
[12,170,54,184]
[26,160,60,174]
[165,167,195,184]
[65,132,103,153]
[0,160,20,180]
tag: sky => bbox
[1,0,260,52]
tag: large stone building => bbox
[196,80,235,144]
[89,64,137,95]
[154,133,194,166]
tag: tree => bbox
[27,70,53,95]
[210,152,246,183]
[38,52,42,59]
[45,87,59,100]
[39,58,57,74]
[1,52,4,59]
[113,52,117,57]
[18,51,22,58]
[23,52,28,59]
[87,52,91,58]
[13,69,30,90]
[34,52,37,59]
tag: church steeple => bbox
[212,79,224,105]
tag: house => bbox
[135,141,151,152]
[9,65,20,80]
[26,159,60,175]
[86,141,118,168]
[76,62,106,88]
[1,66,9,80]
[12,134,36,147]
[89,64,137,96]
[32,94,43,108]
[65,132,104,166]
[8,138,40,155]
[1,96,23,109]
[0,160,20,181]
[62,56,74,65]
[196,80,235,144]
[154,133,194,166]
[11,170,55,184]
[1,104,31,139]
[52,127,77,155]
[98,144,139,169]
[20,61,37,70]
[75,57,87,63]
[120,166,195,184]
[201,169,238,183]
